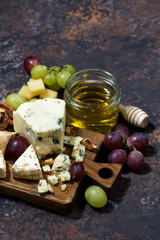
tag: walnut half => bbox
[0,102,13,130]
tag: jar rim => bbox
[64,69,121,110]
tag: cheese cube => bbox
[0,150,6,178]
[39,88,58,99]
[18,85,33,100]
[29,98,39,102]
[13,98,66,159]
[52,154,71,171]
[27,79,45,97]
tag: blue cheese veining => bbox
[13,98,66,159]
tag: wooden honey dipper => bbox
[118,104,149,128]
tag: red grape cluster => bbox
[104,124,149,170]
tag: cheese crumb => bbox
[58,170,71,182]
[42,165,51,173]
[47,184,54,193]
[52,153,71,171]
[38,179,48,193]
[47,175,58,185]
[61,184,67,191]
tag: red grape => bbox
[127,132,149,151]
[112,124,129,142]
[6,136,30,160]
[24,56,41,74]
[127,150,144,170]
[69,162,84,180]
[108,149,127,165]
[104,131,123,150]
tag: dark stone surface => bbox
[0,0,160,239]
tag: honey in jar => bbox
[64,69,121,134]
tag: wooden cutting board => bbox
[0,127,122,213]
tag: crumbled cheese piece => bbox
[47,184,54,193]
[42,165,51,173]
[64,135,83,146]
[61,184,67,191]
[0,149,6,178]
[38,179,48,193]
[44,158,54,166]
[47,175,58,185]
[71,143,86,162]
[58,170,71,182]
[52,153,71,171]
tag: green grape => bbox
[5,93,26,110]
[63,64,76,75]
[57,69,72,88]
[49,65,62,75]
[49,81,61,91]
[43,71,57,86]
[31,65,47,79]
[85,185,107,208]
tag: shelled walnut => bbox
[0,101,13,130]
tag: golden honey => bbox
[64,69,121,134]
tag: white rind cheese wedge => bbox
[13,98,66,159]
[0,131,16,154]
[0,149,6,178]
[12,145,43,180]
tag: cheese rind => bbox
[0,150,6,178]
[0,131,16,154]
[13,98,66,159]
[12,145,43,180]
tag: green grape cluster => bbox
[31,64,76,90]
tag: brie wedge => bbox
[12,145,43,180]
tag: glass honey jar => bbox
[64,69,121,134]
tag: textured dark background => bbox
[0,0,160,239]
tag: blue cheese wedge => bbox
[52,153,71,171]
[12,145,43,180]
[71,143,85,162]
[13,98,66,159]
[58,170,71,182]
[0,149,6,178]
